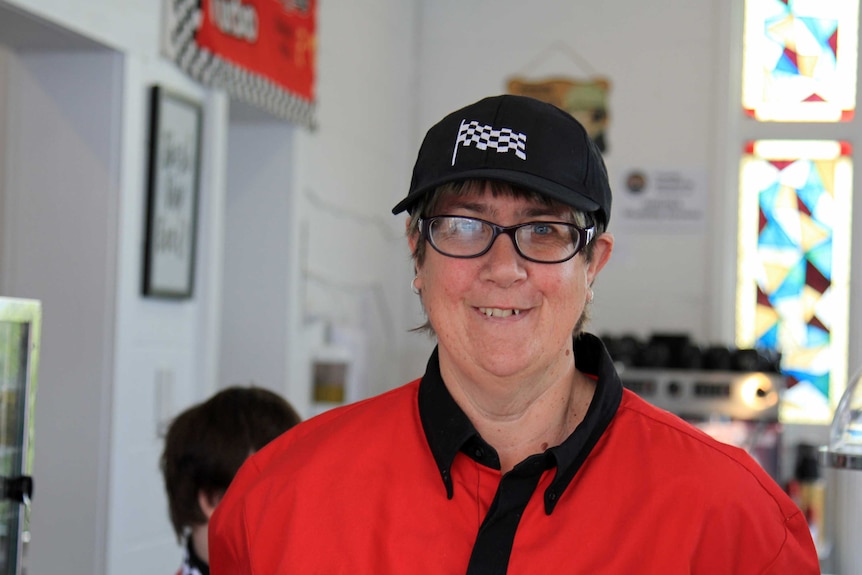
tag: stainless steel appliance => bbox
[820,367,862,575]
[620,367,783,480]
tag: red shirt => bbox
[210,336,818,574]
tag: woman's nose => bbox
[479,232,528,286]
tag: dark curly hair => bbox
[160,386,301,539]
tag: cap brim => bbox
[391,169,601,215]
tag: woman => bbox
[209,95,819,574]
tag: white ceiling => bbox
[0,1,105,51]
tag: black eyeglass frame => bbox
[419,215,596,264]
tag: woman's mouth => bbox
[477,307,522,318]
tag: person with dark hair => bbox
[160,385,300,575]
[208,95,819,573]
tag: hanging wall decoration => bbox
[142,86,202,299]
[162,0,317,128]
[506,41,611,152]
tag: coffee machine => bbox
[607,333,784,480]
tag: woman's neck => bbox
[439,350,595,473]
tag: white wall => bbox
[220,118,295,394]
[0,1,224,573]
[106,57,223,574]
[1,0,165,55]
[282,0,422,409]
[221,0,424,418]
[0,46,121,575]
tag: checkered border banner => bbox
[163,0,317,129]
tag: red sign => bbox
[195,0,316,103]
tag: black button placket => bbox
[465,454,549,575]
[418,335,624,574]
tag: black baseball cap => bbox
[391,94,612,228]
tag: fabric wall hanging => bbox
[506,41,610,152]
[507,76,610,152]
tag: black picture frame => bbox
[142,85,202,299]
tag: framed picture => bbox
[142,85,202,299]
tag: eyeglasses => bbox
[419,215,595,264]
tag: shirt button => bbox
[548,491,557,501]
[474,448,484,458]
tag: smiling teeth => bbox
[479,308,521,318]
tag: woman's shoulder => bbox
[613,389,782,488]
[606,390,801,521]
[213,379,426,527]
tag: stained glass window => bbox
[742,0,859,122]
[737,140,853,423]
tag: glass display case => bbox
[0,298,40,575]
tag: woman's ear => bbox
[198,489,222,520]
[586,233,614,285]
[406,217,419,254]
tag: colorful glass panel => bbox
[742,0,859,121]
[737,140,853,423]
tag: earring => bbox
[587,288,594,303]
[411,277,421,295]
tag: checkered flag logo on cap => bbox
[452,119,527,165]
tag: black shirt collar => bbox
[418,332,623,514]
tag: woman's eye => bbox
[531,223,553,236]
[454,219,483,234]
